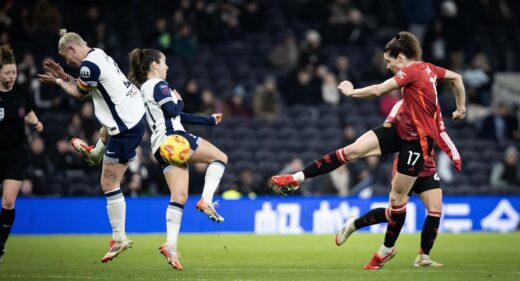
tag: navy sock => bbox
[0,208,15,248]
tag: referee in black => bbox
[0,45,43,262]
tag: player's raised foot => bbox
[364,248,396,270]
[196,199,224,223]
[70,137,99,166]
[268,175,300,195]
[159,244,183,270]
[101,239,133,263]
[414,254,443,267]
[336,216,356,246]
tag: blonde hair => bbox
[58,29,87,53]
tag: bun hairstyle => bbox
[58,28,87,53]
[384,31,422,61]
[0,44,15,70]
[128,48,162,88]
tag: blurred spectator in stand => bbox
[317,164,350,196]
[281,67,322,105]
[401,0,434,42]
[479,103,519,142]
[223,85,253,117]
[80,101,99,141]
[234,168,258,196]
[152,17,171,54]
[17,53,44,109]
[333,55,359,86]
[199,89,223,116]
[463,53,493,106]
[27,136,53,193]
[253,75,282,120]
[363,50,391,83]
[182,78,202,113]
[127,174,145,198]
[490,145,520,190]
[322,0,355,45]
[172,23,197,58]
[20,179,33,196]
[342,124,359,144]
[218,1,242,43]
[379,89,401,117]
[268,30,299,72]
[299,29,325,68]
[31,0,61,61]
[316,66,340,106]
[240,0,265,33]
[437,150,455,184]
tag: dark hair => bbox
[128,48,163,87]
[383,31,422,61]
[0,45,15,70]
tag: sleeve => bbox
[435,107,462,172]
[384,100,403,123]
[430,63,447,80]
[392,65,416,87]
[77,60,101,95]
[180,113,216,125]
[153,81,185,118]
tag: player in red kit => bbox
[269,31,466,269]
[336,100,461,269]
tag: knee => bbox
[2,197,16,209]
[172,192,188,204]
[343,146,356,160]
[389,190,408,206]
[100,179,117,193]
[426,204,442,214]
[219,152,228,164]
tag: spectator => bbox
[223,85,253,117]
[463,53,493,106]
[379,89,401,117]
[253,76,282,120]
[479,103,519,142]
[317,164,350,196]
[490,145,520,189]
[299,30,325,68]
[182,78,202,113]
[333,55,359,86]
[172,23,197,58]
[268,30,299,71]
[281,67,322,105]
[199,90,223,116]
[240,0,265,33]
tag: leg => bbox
[100,161,132,263]
[189,139,227,222]
[364,172,416,270]
[0,180,21,256]
[415,187,443,267]
[70,126,108,166]
[160,165,188,270]
[270,130,382,194]
[336,208,388,246]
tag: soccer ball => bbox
[159,135,191,165]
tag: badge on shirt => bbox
[160,85,170,95]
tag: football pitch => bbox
[1,233,519,281]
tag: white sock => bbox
[377,245,394,257]
[166,203,183,247]
[91,138,106,162]
[292,171,305,183]
[105,188,127,241]
[202,161,226,203]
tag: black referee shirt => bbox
[0,87,33,153]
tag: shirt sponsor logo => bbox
[0,108,4,121]
[396,70,406,79]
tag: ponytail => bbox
[128,48,162,88]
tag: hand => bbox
[37,72,59,85]
[173,89,182,100]
[33,121,44,133]
[337,81,354,96]
[212,113,222,125]
[42,59,66,80]
[452,108,466,120]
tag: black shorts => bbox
[0,148,30,182]
[373,123,433,177]
[408,173,441,196]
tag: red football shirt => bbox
[393,62,446,158]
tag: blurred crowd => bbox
[1,0,519,197]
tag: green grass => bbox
[1,233,519,281]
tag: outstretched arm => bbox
[443,70,466,120]
[37,59,89,101]
[338,77,400,98]
[180,113,222,125]
[24,110,44,133]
